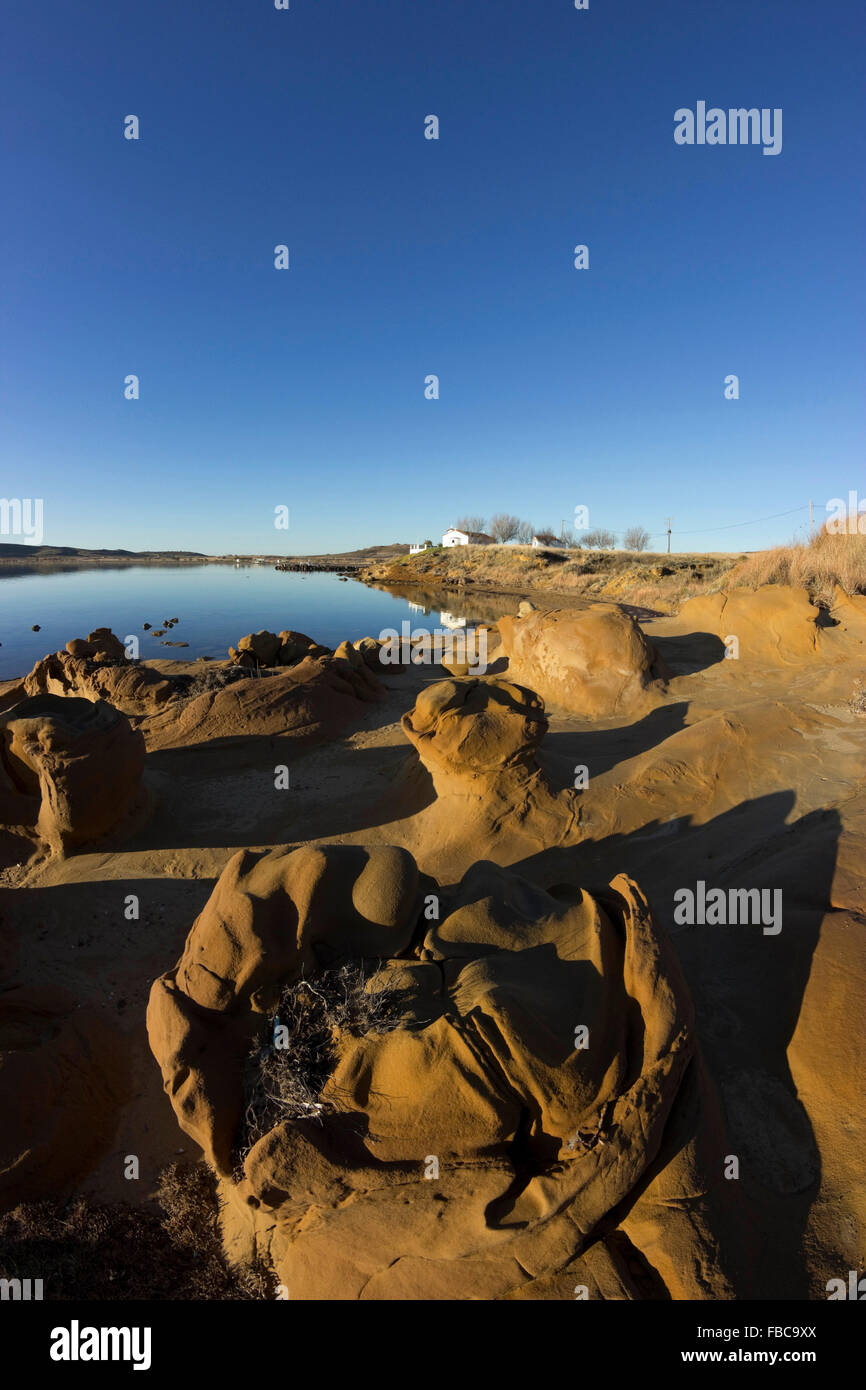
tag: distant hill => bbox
[0,544,209,559]
[276,544,408,563]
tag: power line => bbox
[661,505,810,537]
[580,504,811,543]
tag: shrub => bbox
[0,1162,270,1300]
[238,961,403,1163]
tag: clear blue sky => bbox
[2,0,863,555]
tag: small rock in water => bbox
[143,623,151,630]
[31,624,41,631]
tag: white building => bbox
[409,542,432,554]
[442,527,494,547]
[531,535,567,549]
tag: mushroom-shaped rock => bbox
[396,677,579,868]
[401,677,547,785]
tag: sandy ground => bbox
[2,590,864,1299]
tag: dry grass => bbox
[237,961,402,1167]
[175,663,278,701]
[365,544,739,614]
[0,1162,271,1300]
[364,526,866,614]
[726,528,866,601]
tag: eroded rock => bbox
[147,845,747,1299]
[498,605,666,716]
[0,694,146,855]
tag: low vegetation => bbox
[363,543,738,612]
[726,528,866,602]
[237,961,402,1166]
[364,525,866,614]
[0,1162,270,1299]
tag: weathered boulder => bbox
[498,605,665,716]
[277,630,329,666]
[237,630,282,666]
[228,630,331,670]
[353,636,382,667]
[65,627,127,662]
[0,694,146,854]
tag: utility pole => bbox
[809,499,814,542]
[666,517,672,554]
[561,519,566,539]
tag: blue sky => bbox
[2,0,863,555]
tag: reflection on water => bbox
[0,565,525,680]
[439,611,467,630]
[368,580,522,629]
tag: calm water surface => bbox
[0,565,507,679]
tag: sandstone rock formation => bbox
[0,694,146,855]
[64,628,126,660]
[228,630,330,669]
[25,630,176,716]
[148,844,746,1299]
[657,583,866,666]
[498,605,666,717]
[142,655,384,752]
[402,675,546,783]
[395,677,579,867]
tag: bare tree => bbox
[489,513,521,543]
[583,528,617,549]
[516,519,534,544]
[624,526,650,553]
[534,528,558,545]
[455,516,487,534]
